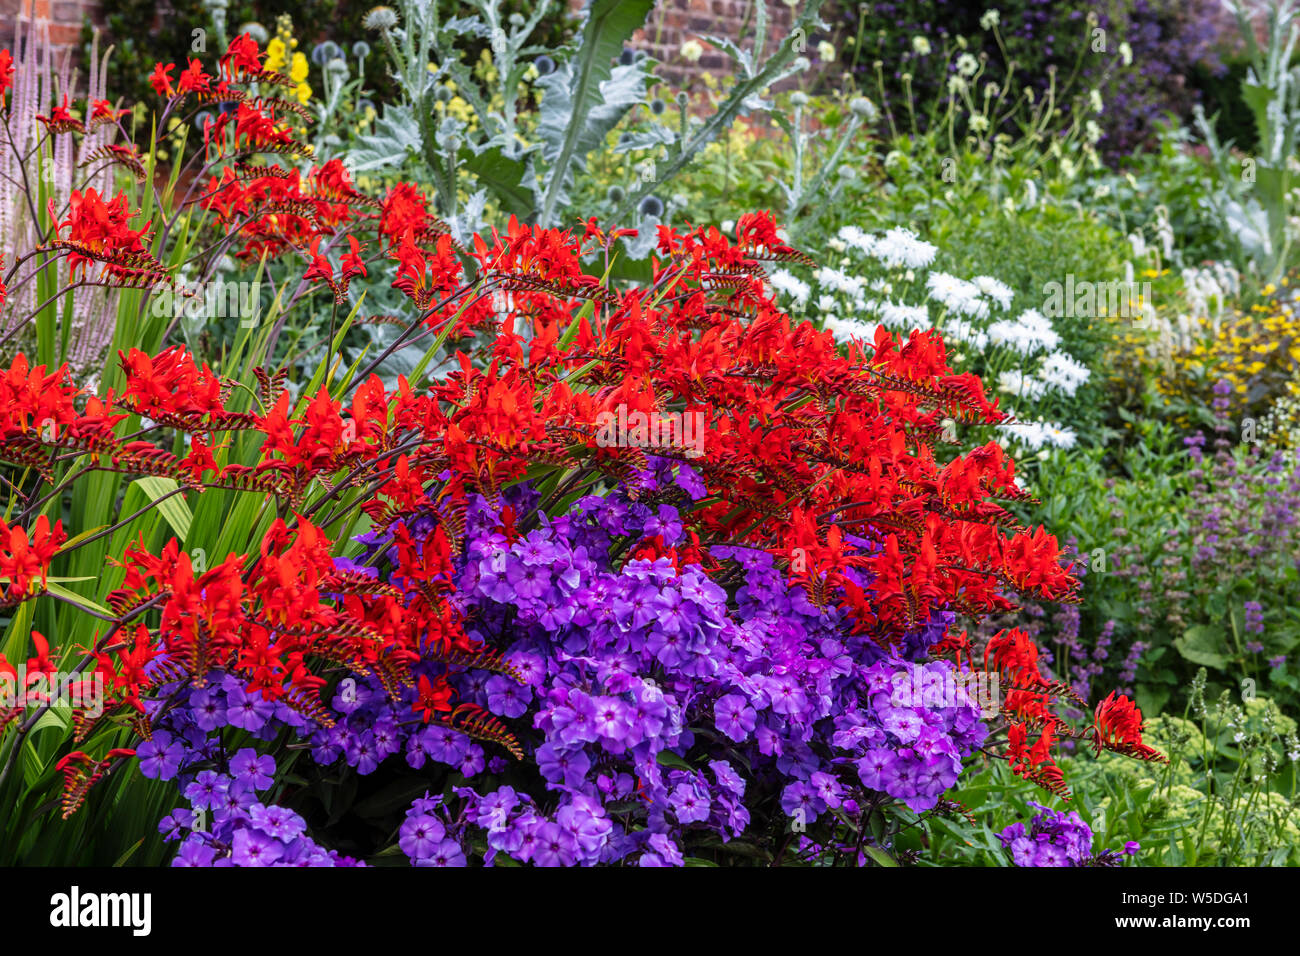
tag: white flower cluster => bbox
[878,301,931,330]
[762,226,1094,455]
[1037,350,1091,396]
[986,308,1059,354]
[943,317,989,351]
[998,369,1047,401]
[769,270,811,308]
[812,265,870,304]
[926,272,992,319]
[999,416,1078,452]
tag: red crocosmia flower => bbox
[0,515,66,602]
[0,50,13,104]
[47,188,156,281]
[87,99,128,127]
[55,749,138,818]
[117,347,226,422]
[413,674,453,722]
[179,436,222,483]
[1093,692,1165,762]
[341,235,367,281]
[302,238,335,284]
[379,182,434,246]
[389,230,462,311]
[149,62,176,98]
[36,94,84,134]
[26,630,57,680]
[220,33,263,79]
[177,58,213,94]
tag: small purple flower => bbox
[714,693,757,742]
[231,748,276,790]
[137,732,186,780]
[231,827,284,866]
[400,813,447,861]
[415,838,467,867]
[670,781,711,824]
[250,804,305,841]
[172,837,218,867]
[184,771,229,811]
[225,685,275,732]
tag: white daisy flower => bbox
[1038,350,1091,395]
[837,225,876,255]
[872,227,938,269]
[997,369,1048,400]
[813,266,869,303]
[943,318,989,351]
[987,308,1060,354]
[878,301,930,330]
[972,275,1014,310]
[821,315,874,343]
[926,272,987,317]
[768,268,811,307]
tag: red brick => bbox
[47,22,79,44]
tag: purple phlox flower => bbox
[138,731,186,780]
[231,827,284,867]
[230,747,276,790]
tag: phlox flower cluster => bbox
[998,802,1139,867]
[369,463,990,865]
[150,458,994,867]
[136,676,363,866]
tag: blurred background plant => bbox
[1193,0,1300,288]
[838,0,1225,161]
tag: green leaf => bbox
[535,0,655,225]
[130,477,191,541]
[655,750,693,771]
[349,103,423,173]
[114,837,147,867]
[863,846,898,867]
[1174,625,1229,670]
[460,144,533,218]
[27,705,71,736]
[44,582,113,619]
[1135,684,1170,720]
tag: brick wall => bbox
[581,0,835,89]
[0,0,101,50]
[2,0,834,88]
[632,0,800,87]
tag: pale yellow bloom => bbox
[266,37,287,73]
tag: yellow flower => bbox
[266,37,287,73]
[290,52,309,84]
[295,82,312,105]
